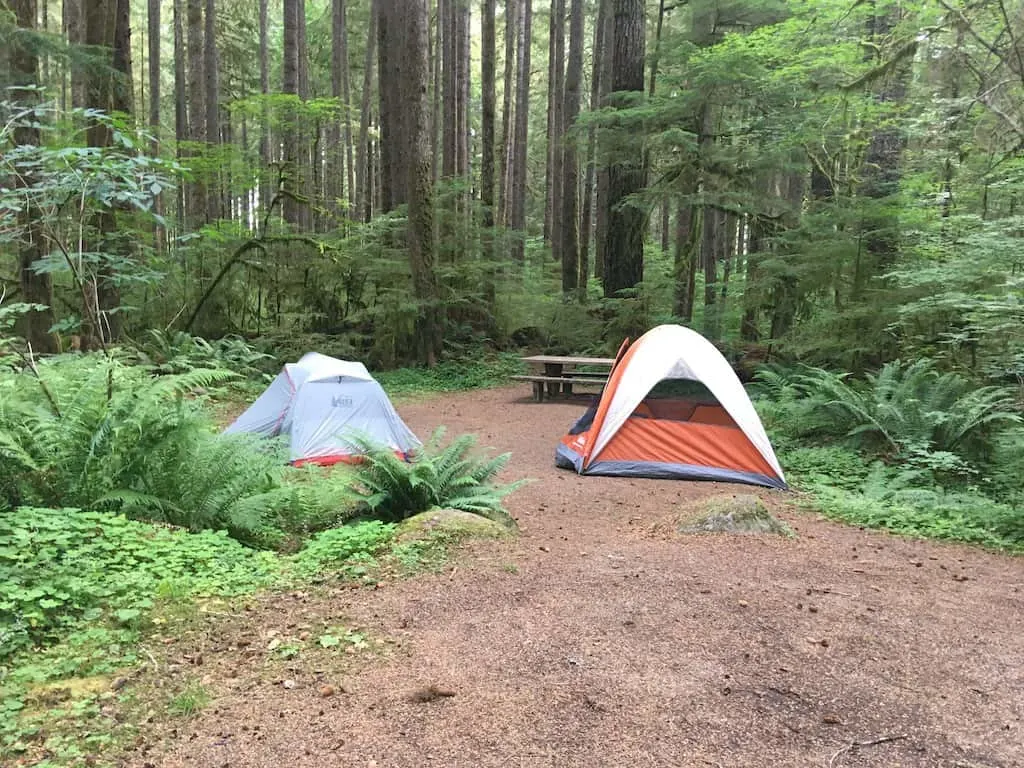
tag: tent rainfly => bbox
[224,352,420,466]
[555,325,787,489]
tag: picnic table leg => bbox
[532,381,543,402]
[544,363,562,398]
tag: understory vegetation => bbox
[753,361,1024,550]
[0,343,525,765]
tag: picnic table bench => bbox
[513,354,616,401]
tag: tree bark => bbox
[356,0,377,221]
[673,201,696,321]
[396,0,443,365]
[509,0,532,261]
[331,0,349,216]
[560,0,583,295]
[856,8,911,297]
[148,0,164,247]
[204,0,220,222]
[497,0,517,227]
[282,0,301,224]
[481,0,497,228]
[602,0,645,296]
[186,0,204,211]
[544,0,565,252]
[594,0,613,278]
[82,0,132,346]
[173,0,187,225]
[11,0,57,352]
[258,0,270,219]
[579,0,609,290]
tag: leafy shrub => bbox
[375,353,526,397]
[131,329,273,378]
[807,466,1022,550]
[780,445,872,491]
[291,521,397,575]
[347,428,524,526]
[0,355,349,545]
[755,360,1021,476]
[0,507,282,658]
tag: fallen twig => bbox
[828,734,907,767]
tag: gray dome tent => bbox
[223,352,420,465]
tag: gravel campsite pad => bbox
[131,386,1023,768]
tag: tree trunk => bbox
[396,0,443,365]
[739,214,763,342]
[509,0,532,261]
[544,0,565,253]
[282,0,300,224]
[82,0,132,346]
[331,0,348,217]
[185,0,205,221]
[497,0,517,227]
[673,201,696,321]
[441,0,456,178]
[173,0,187,226]
[593,0,613,278]
[560,0,583,295]
[356,1,377,221]
[481,0,496,228]
[147,0,163,246]
[66,0,86,107]
[257,0,270,220]
[11,0,57,353]
[579,0,609,290]
[856,9,912,298]
[701,205,719,340]
[377,0,408,209]
[602,0,645,297]
[204,0,220,223]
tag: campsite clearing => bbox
[129,386,1022,768]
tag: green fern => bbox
[346,427,523,527]
[0,355,349,546]
[784,360,1020,470]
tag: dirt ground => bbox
[130,386,1023,768]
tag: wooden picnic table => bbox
[514,354,617,401]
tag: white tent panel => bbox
[223,353,420,463]
[588,325,784,481]
[289,379,421,461]
[223,369,294,437]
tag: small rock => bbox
[539,546,550,553]
[299,631,311,641]
[319,685,336,698]
[283,679,297,690]
[808,606,819,614]
[738,600,749,608]
[822,715,842,725]
[111,677,129,691]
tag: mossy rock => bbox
[679,494,795,538]
[396,509,517,543]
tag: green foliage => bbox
[805,466,1022,551]
[755,360,1021,477]
[131,330,274,377]
[0,355,350,545]
[0,507,281,658]
[346,428,524,526]
[291,521,396,575]
[167,683,211,717]
[375,352,525,397]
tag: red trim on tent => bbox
[291,450,411,468]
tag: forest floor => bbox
[129,386,1023,768]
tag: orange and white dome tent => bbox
[555,325,787,489]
